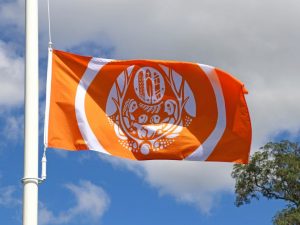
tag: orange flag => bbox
[44,49,251,163]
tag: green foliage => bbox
[274,207,300,225]
[232,141,300,225]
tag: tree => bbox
[232,141,300,225]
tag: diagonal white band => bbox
[185,64,226,161]
[75,57,112,154]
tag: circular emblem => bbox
[106,65,196,155]
[77,59,223,160]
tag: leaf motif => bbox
[114,124,128,140]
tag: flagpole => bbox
[22,0,39,225]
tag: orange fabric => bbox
[46,49,252,163]
[205,69,252,163]
[47,50,90,150]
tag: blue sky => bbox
[0,0,300,224]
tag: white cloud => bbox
[0,180,110,225]
[0,185,21,207]
[101,155,233,213]
[143,161,233,214]
[0,0,24,28]
[0,41,24,106]
[0,110,23,151]
[39,180,110,225]
[2,114,24,141]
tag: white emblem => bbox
[106,65,196,155]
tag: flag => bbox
[44,49,251,163]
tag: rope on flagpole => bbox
[35,0,51,185]
[47,0,53,48]
[40,3,54,183]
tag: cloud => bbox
[0,180,109,225]
[143,161,233,214]
[101,155,233,213]
[1,114,23,141]
[0,41,24,106]
[39,180,110,225]
[0,109,24,151]
[0,0,24,28]
[0,185,21,207]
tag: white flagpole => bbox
[22,0,39,225]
